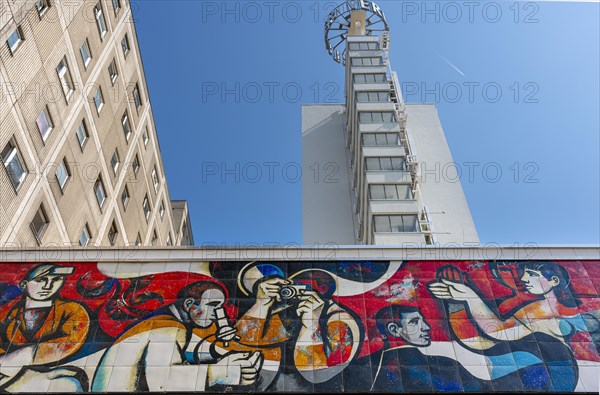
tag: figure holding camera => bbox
[235,265,361,389]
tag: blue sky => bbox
[134,1,599,246]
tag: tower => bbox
[303,1,478,246]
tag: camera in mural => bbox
[0,260,599,393]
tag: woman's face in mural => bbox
[184,288,226,328]
[520,269,559,295]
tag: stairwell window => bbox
[369,184,413,200]
[6,26,24,55]
[374,215,418,233]
[131,154,140,177]
[353,74,386,84]
[2,139,27,190]
[166,233,173,246]
[159,200,165,218]
[349,42,379,50]
[151,229,158,246]
[94,2,107,40]
[111,149,120,174]
[56,57,74,101]
[36,106,53,141]
[362,133,400,146]
[365,157,405,171]
[30,205,49,244]
[142,127,149,148]
[356,91,390,102]
[112,0,121,16]
[351,57,383,67]
[121,185,130,209]
[134,233,142,246]
[359,112,396,124]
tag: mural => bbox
[0,260,599,393]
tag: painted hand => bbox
[256,278,292,308]
[428,279,478,301]
[296,291,325,330]
[207,351,264,387]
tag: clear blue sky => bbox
[134,1,599,246]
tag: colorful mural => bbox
[0,260,599,393]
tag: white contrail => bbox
[439,55,465,77]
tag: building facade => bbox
[0,0,192,246]
[303,6,478,246]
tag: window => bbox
[166,233,172,246]
[6,27,24,54]
[121,185,129,209]
[142,194,151,220]
[159,200,165,218]
[142,127,149,148]
[108,58,118,84]
[151,229,158,246]
[365,157,405,171]
[151,166,159,192]
[134,232,142,246]
[112,0,121,15]
[79,224,91,246]
[121,112,132,141]
[362,133,400,146]
[369,184,413,200]
[351,57,383,67]
[30,205,49,243]
[121,34,130,57]
[2,139,27,190]
[80,38,92,68]
[36,106,53,141]
[374,215,419,233]
[55,158,70,191]
[111,149,120,174]
[94,2,107,39]
[108,220,118,246]
[35,0,50,17]
[356,91,390,103]
[93,86,104,114]
[94,177,106,208]
[349,42,379,50]
[132,83,141,109]
[76,120,89,149]
[353,74,386,84]
[131,154,140,176]
[56,58,75,101]
[359,112,396,124]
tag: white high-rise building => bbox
[303,3,478,246]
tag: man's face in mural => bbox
[184,288,226,328]
[22,274,66,301]
[388,311,431,347]
[521,269,559,295]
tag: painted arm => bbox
[428,280,532,341]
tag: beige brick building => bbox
[0,0,193,247]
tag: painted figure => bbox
[355,305,491,392]
[428,263,584,391]
[0,264,90,392]
[91,280,263,392]
[235,264,361,389]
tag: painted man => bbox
[358,305,492,392]
[235,264,361,390]
[0,264,89,391]
[91,280,263,392]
